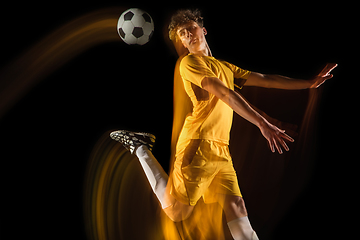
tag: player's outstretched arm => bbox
[244,63,337,90]
[202,77,294,154]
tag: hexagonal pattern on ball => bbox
[117,8,154,45]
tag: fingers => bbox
[268,131,294,154]
[280,131,294,142]
[262,124,295,154]
[319,63,338,77]
[268,138,275,153]
[273,138,283,154]
[278,135,289,152]
[327,63,338,73]
[324,74,334,80]
[273,135,289,154]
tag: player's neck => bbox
[191,49,209,56]
[190,42,212,57]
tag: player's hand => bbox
[310,63,338,88]
[259,120,294,154]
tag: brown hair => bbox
[168,9,204,41]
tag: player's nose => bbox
[187,31,193,39]
[184,29,191,38]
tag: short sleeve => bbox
[221,61,251,89]
[221,61,251,80]
[180,55,217,88]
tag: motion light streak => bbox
[84,132,232,240]
[0,8,123,119]
[84,52,324,239]
[84,132,166,240]
[0,6,326,239]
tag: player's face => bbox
[177,21,207,54]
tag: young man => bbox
[110,9,337,240]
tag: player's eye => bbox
[179,31,185,36]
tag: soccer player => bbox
[110,9,337,240]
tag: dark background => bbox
[1,1,354,239]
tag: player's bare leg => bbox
[216,194,259,240]
[110,130,194,222]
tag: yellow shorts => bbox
[169,139,242,206]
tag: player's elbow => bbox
[245,72,271,88]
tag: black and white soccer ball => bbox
[117,8,154,45]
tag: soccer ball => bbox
[117,8,154,45]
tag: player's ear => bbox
[203,27,207,35]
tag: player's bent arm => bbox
[202,76,294,153]
[244,72,312,90]
[202,77,264,127]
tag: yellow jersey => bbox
[178,54,251,145]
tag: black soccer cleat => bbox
[110,130,156,154]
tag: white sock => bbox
[135,145,170,209]
[227,216,258,240]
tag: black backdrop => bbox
[1,1,353,239]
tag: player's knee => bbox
[169,210,193,222]
[225,196,248,217]
[235,197,247,215]
[163,202,194,222]
[164,208,193,222]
